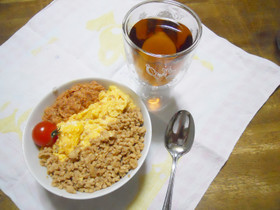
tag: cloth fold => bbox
[0,0,279,209]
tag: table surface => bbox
[0,0,279,209]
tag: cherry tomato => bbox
[32,121,58,147]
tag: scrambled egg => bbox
[53,85,136,161]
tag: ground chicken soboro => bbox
[38,81,146,194]
[42,81,105,124]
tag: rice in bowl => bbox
[22,78,152,199]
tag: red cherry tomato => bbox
[32,121,58,147]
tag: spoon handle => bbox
[162,156,179,210]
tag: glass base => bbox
[137,82,171,112]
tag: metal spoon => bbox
[162,110,195,210]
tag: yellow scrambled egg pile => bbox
[53,85,136,161]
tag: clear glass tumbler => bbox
[122,0,202,111]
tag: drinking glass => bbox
[122,0,202,111]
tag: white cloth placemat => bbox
[0,0,279,209]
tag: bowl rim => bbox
[22,77,152,199]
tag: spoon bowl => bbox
[165,110,195,157]
[162,110,195,210]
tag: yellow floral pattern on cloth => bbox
[127,156,172,209]
[86,12,124,66]
[193,55,214,71]
[0,102,32,140]
[31,37,58,56]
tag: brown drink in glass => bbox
[123,0,202,111]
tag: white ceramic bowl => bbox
[23,78,152,199]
